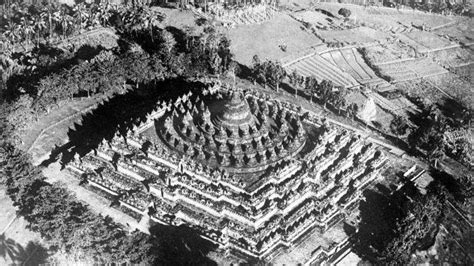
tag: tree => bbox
[427,135,446,169]
[390,115,409,136]
[289,70,299,97]
[381,186,445,264]
[452,139,473,167]
[251,55,261,85]
[330,88,346,115]
[217,36,232,73]
[158,29,176,56]
[304,76,318,102]
[266,61,286,92]
[338,8,351,17]
[73,3,89,32]
[0,143,164,264]
[319,80,334,109]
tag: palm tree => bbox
[22,18,36,45]
[47,3,58,41]
[58,6,74,39]
[4,20,19,46]
[73,3,88,32]
[34,12,47,46]
[97,3,112,27]
[0,234,21,262]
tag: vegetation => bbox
[390,115,408,136]
[251,55,286,92]
[0,3,236,263]
[0,2,165,49]
[408,103,473,168]
[381,185,445,264]
[411,1,472,16]
[0,130,160,264]
[1,2,472,264]
[338,8,351,18]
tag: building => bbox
[67,84,385,260]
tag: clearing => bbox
[226,12,323,65]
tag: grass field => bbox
[226,12,323,65]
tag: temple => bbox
[66,84,386,260]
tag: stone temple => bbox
[67,84,386,260]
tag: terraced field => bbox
[375,58,448,83]
[402,30,455,53]
[284,53,359,88]
[321,48,388,88]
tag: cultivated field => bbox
[359,41,416,65]
[317,26,391,45]
[285,53,359,88]
[432,18,474,45]
[429,47,474,68]
[320,48,387,87]
[375,58,448,83]
[402,30,455,52]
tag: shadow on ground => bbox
[346,183,418,262]
[40,78,208,167]
[150,223,218,265]
[0,234,49,265]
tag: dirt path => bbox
[26,102,99,154]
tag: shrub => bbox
[338,8,352,17]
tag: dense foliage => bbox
[286,69,347,113]
[251,55,286,91]
[390,115,408,136]
[381,186,445,264]
[0,120,160,264]
[408,103,473,168]
[0,2,165,49]
[338,8,351,18]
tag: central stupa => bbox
[213,91,256,130]
[157,89,306,175]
